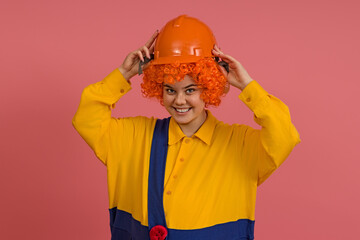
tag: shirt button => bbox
[185,139,191,144]
[166,190,172,195]
[246,97,251,102]
[173,175,178,179]
[180,158,184,162]
[120,89,124,93]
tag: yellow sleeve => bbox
[72,68,132,165]
[238,80,301,186]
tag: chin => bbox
[171,114,192,124]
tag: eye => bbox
[185,88,196,94]
[166,88,175,94]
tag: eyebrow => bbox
[164,84,198,89]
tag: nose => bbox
[174,92,186,105]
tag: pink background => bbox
[1,0,359,239]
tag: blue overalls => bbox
[109,118,255,240]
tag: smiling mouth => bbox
[174,108,191,113]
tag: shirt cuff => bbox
[102,68,132,96]
[238,80,270,113]
[102,68,132,109]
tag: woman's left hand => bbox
[212,45,253,91]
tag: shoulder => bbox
[215,120,254,135]
[209,114,252,139]
[110,116,158,133]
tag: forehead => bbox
[164,75,196,88]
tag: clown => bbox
[73,15,300,240]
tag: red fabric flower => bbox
[149,225,168,240]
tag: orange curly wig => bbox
[141,58,228,107]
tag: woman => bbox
[73,15,300,240]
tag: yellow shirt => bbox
[72,68,301,231]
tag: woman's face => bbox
[162,75,206,131]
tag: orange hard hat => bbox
[152,15,217,65]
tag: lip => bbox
[173,107,192,114]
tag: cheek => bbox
[162,95,172,107]
[191,95,205,108]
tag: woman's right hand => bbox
[118,30,159,81]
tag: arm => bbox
[212,46,301,186]
[72,30,159,165]
[72,69,131,165]
[238,81,301,185]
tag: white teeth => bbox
[175,108,190,113]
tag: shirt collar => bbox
[168,110,217,146]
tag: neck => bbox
[178,110,207,137]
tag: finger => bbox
[212,49,226,59]
[220,54,238,64]
[149,43,155,53]
[126,51,139,64]
[212,50,236,63]
[218,65,228,77]
[145,30,159,49]
[141,46,151,59]
[212,48,221,56]
[146,33,158,54]
[214,44,223,54]
[137,50,144,62]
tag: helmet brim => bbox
[151,55,214,65]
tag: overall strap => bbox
[148,117,171,230]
